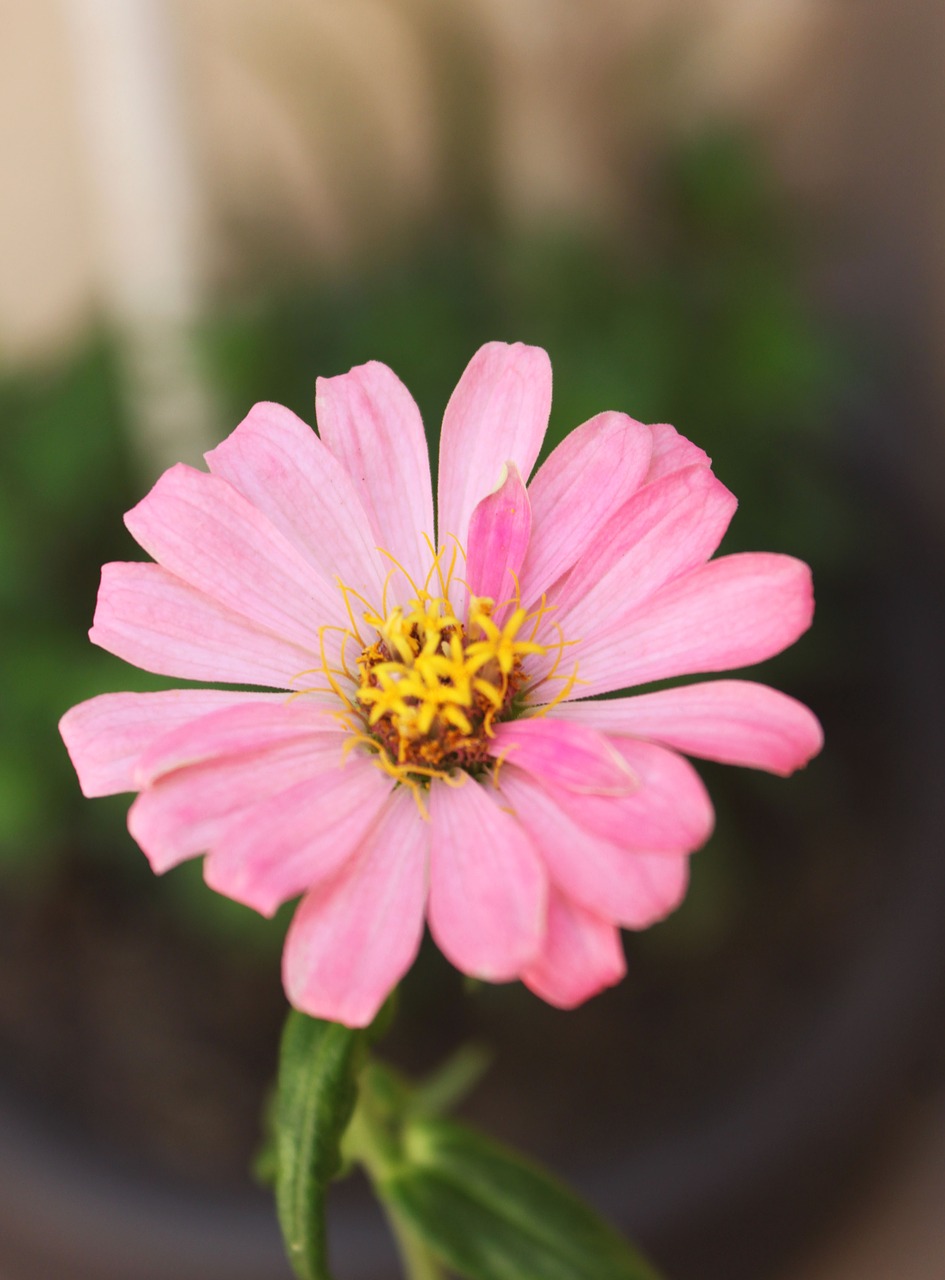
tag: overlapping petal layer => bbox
[521,888,627,1010]
[465,462,531,618]
[205,401,386,603]
[128,733,339,875]
[203,757,391,917]
[60,688,290,797]
[497,770,690,928]
[282,787,429,1026]
[519,411,652,604]
[90,562,324,686]
[428,779,547,982]
[316,361,434,592]
[437,341,551,551]
[561,552,814,698]
[554,680,824,776]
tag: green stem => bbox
[344,1092,446,1280]
[384,1213,445,1280]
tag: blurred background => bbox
[1,2,944,1278]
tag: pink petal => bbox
[521,889,626,1009]
[59,689,291,797]
[202,756,392,916]
[519,411,652,606]
[542,737,714,853]
[465,461,531,620]
[205,401,386,604]
[315,362,435,594]
[282,788,428,1027]
[549,464,737,626]
[437,342,551,552]
[499,768,690,927]
[554,680,824,776]
[645,422,712,481]
[124,463,348,650]
[134,699,341,786]
[489,718,637,796]
[90,562,326,687]
[566,552,815,699]
[128,732,346,874]
[427,778,547,982]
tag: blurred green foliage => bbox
[0,344,137,867]
[209,130,853,569]
[0,130,856,947]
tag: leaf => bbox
[274,1010,369,1280]
[407,1042,493,1119]
[252,1086,278,1187]
[381,1117,662,1280]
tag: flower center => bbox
[355,592,547,781]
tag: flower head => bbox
[60,342,822,1026]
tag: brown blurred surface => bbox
[782,1097,945,1280]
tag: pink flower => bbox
[60,342,821,1026]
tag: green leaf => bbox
[274,1010,369,1280]
[381,1117,663,1280]
[252,1084,280,1188]
[407,1043,493,1119]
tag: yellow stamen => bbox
[305,541,575,812]
[377,546,423,601]
[335,579,368,646]
[352,578,556,786]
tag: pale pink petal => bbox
[554,680,824,776]
[203,756,391,916]
[127,732,346,874]
[90,562,326,687]
[124,463,348,648]
[282,788,428,1027]
[563,552,815,699]
[489,719,637,796]
[58,689,299,798]
[542,737,714,853]
[645,422,712,481]
[519,411,652,606]
[61,344,821,1020]
[521,889,626,1009]
[134,699,341,786]
[499,768,690,927]
[549,465,737,625]
[427,778,547,981]
[316,362,434,592]
[205,401,386,603]
[437,342,551,551]
[465,461,531,620]
[620,853,689,929]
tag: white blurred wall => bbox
[0,3,93,359]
